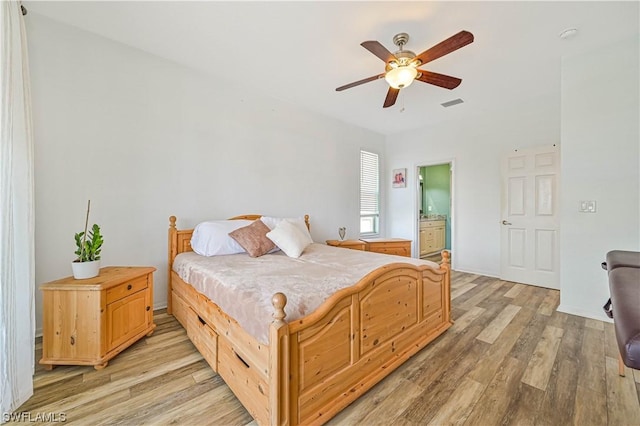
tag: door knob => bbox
[502,220,512,225]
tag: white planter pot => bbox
[71,260,101,279]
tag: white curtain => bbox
[0,0,35,415]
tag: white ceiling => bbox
[25,1,639,135]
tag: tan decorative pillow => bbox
[228,220,276,257]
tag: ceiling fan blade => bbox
[361,41,397,63]
[415,70,462,89]
[383,87,399,108]
[336,74,384,91]
[414,30,474,66]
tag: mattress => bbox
[173,243,439,344]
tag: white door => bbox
[500,145,560,289]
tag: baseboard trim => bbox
[557,303,614,323]
[452,267,500,279]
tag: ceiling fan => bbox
[336,31,474,108]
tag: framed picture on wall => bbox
[392,168,407,188]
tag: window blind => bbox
[360,150,379,234]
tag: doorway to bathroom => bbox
[416,161,453,263]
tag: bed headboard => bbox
[167,214,310,314]
[168,214,311,263]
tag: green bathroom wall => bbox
[421,164,451,249]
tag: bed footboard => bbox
[283,254,451,425]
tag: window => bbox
[360,150,379,235]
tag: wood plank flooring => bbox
[12,271,640,425]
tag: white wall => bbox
[27,15,384,333]
[384,94,560,276]
[385,35,639,321]
[558,36,640,320]
[26,13,638,335]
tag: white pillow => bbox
[190,220,252,256]
[266,219,313,258]
[261,216,312,241]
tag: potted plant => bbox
[71,200,104,279]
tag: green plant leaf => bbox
[74,224,103,262]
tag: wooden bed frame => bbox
[168,215,452,425]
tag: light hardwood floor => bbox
[14,271,640,425]
[422,252,443,263]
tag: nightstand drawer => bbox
[326,240,366,251]
[106,275,148,304]
[372,245,411,257]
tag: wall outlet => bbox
[579,200,597,213]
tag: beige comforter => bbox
[173,243,439,344]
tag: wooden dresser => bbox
[40,266,156,370]
[328,238,411,257]
[361,238,412,257]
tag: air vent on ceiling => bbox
[441,98,464,108]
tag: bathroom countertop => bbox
[420,215,447,221]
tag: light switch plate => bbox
[579,200,597,213]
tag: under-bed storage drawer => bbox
[187,311,218,372]
[217,336,269,425]
[172,290,218,371]
[171,291,189,329]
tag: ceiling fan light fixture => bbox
[337,30,474,108]
[385,66,418,89]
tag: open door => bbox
[415,161,454,264]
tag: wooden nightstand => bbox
[326,239,367,251]
[361,238,412,257]
[40,266,156,370]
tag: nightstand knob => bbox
[127,284,132,290]
[146,306,150,311]
[70,336,75,346]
